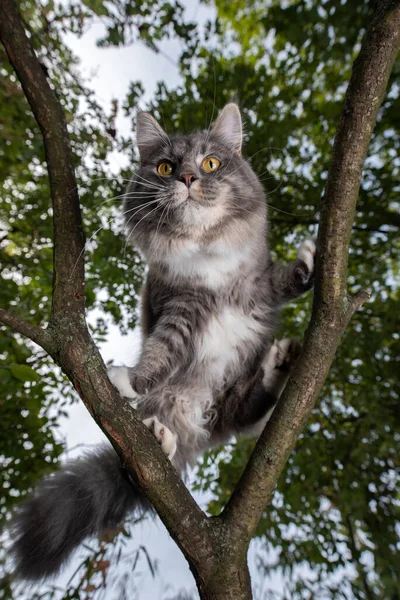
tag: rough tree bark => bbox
[0,1,399,598]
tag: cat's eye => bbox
[201,157,221,173]
[157,161,174,176]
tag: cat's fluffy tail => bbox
[11,446,149,580]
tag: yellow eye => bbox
[157,162,174,176]
[201,157,221,173]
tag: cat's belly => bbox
[195,306,267,389]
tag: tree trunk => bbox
[194,560,253,600]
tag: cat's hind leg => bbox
[143,416,177,460]
[246,337,302,436]
[212,338,301,440]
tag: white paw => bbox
[298,238,316,273]
[108,366,139,403]
[143,416,177,460]
[263,338,302,372]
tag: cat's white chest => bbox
[161,240,251,287]
[196,306,263,387]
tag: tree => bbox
[0,0,399,599]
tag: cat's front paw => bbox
[298,238,316,276]
[108,366,140,403]
[264,338,302,373]
[108,366,152,404]
[129,372,152,396]
[143,416,177,460]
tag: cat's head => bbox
[124,104,266,249]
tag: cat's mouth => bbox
[187,189,209,204]
[172,181,214,207]
[175,183,203,203]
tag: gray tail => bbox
[11,445,149,580]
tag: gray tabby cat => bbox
[11,104,316,580]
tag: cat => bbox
[10,104,316,580]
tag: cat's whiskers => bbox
[134,173,168,190]
[65,176,135,198]
[93,191,157,209]
[124,188,160,195]
[229,192,314,218]
[132,185,164,195]
[124,204,162,256]
[123,199,161,226]
[69,199,161,278]
[155,199,173,237]
[135,181,165,192]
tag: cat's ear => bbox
[136,112,169,156]
[210,104,242,156]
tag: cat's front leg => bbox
[108,368,177,460]
[297,238,316,280]
[267,238,316,304]
[107,352,180,401]
[127,309,195,394]
[108,365,141,403]
[109,306,194,398]
[108,363,163,402]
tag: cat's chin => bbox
[181,199,226,230]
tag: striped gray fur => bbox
[122,104,314,467]
[10,104,315,580]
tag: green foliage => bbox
[47,0,198,52]
[1,0,399,598]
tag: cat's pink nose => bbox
[179,173,198,188]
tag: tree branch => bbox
[0,308,54,354]
[222,0,400,545]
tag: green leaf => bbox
[10,364,40,383]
